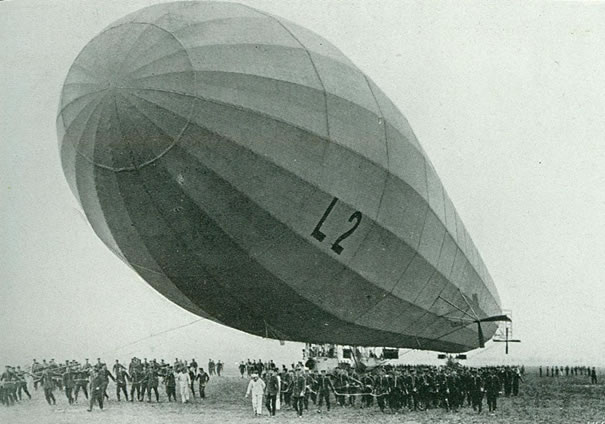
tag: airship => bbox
[57,1,505,353]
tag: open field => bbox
[1,372,604,424]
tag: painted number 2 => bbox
[311,197,362,255]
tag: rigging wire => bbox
[100,318,205,356]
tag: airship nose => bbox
[58,22,195,171]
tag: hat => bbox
[251,373,259,377]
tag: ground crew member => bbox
[265,368,279,416]
[196,367,210,399]
[87,369,105,411]
[245,372,266,416]
[316,369,335,412]
[177,367,191,403]
[164,367,177,402]
[485,371,500,412]
[115,367,130,401]
[62,366,75,404]
[291,368,306,417]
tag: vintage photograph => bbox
[1,1,604,423]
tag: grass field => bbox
[1,372,604,424]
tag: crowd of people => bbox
[242,362,527,417]
[2,356,601,417]
[0,357,221,410]
[538,365,598,383]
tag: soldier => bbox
[15,366,32,401]
[115,366,130,401]
[265,368,280,416]
[291,368,306,417]
[470,370,484,413]
[303,368,315,410]
[163,366,177,402]
[87,368,105,411]
[1,366,17,406]
[389,370,403,411]
[512,368,524,396]
[62,366,75,404]
[130,366,143,401]
[281,368,293,407]
[334,368,348,407]
[485,371,500,413]
[316,369,335,413]
[38,368,57,405]
[374,369,389,413]
[239,361,246,378]
[196,367,210,399]
[217,360,224,376]
[99,364,115,400]
[31,359,42,390]
[347,369,360,407]
[591,367,598,384]
[503,367,513,397]
[361,371,374,409]
[188,362,197,398]
[139,365,149,401]
[74,368,89,401]
[112,360,126,376]
[145,363,160,402]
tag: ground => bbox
[1,372,604,424]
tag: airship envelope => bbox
[57,1,502,352]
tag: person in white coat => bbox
[245,373,266,416]
[177,368,191,403]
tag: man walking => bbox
[245,372,266,416]
[177,368,191,403]
[196,367,210,399]
[316,369,335,413]
[115,366,130,401]
[291,368,306,417]
[87,369,105,411]
[265,368,279,416]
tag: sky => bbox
[2,0,605,368]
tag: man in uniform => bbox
[485,370,500,413]
[291,368,306,417]
[361,371,375,409]
[15,366,32,401]
[62,365,75,404]
[145,363,160,402]
[316,369,335,413]
[334,368,348,407]
[129,366,144,401]
[74,367,89,401]
[374,368,389,413]
[87,368,105,411]
[1,366,17,406]
[196,367,210,399]
[31,359,42,390]
[38,368,57,405]
[265,368,280,416]
[99,364,115,400]
[512,368,524,396]
[470,369,484,413]
[163,366,177,402]
[115,365,131,401]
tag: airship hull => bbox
[58,2,501,352]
